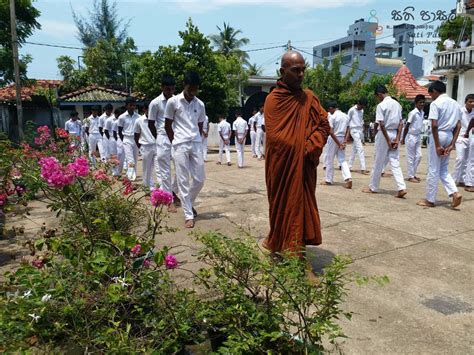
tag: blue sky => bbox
[21,0,455,79]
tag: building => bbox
[392,64,429,100]
[313,19,424,80]
[432,0,474,104]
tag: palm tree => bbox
[209,22,250,65]
[246,63,263,76]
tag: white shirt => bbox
[104,115,115,133]
[375,96,402,130]
[148,93,171,135]
[459,39,470,49]
[112,118,119,134]
[65,119,82,136]
[428,94,461,132]
[329,110,349,136]
[444,38,455,50]
[459,106,474,137]
[248,113,258,131]
[202,115,209,134]
[98,113,110,129]
[118,111,140,137]
[164,91,206,145]
[134,115,156,145]
[218,119,232,140]
[406,108,424,135]
[84,115,101,134]
[233,117,248,137]
[347,105,364,130]
[256,113,265,129]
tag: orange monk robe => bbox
[264,80,330,254]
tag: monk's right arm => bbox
[305,110,330,159]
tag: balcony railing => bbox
[434,47,474,71]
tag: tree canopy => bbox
[209,22,250,65]
[436,16,472,51]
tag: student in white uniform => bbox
[104,107,116,160]
[248,108,258,158]
[148,75,180,212]
[232,109,248,168]
[322,102,352,189]
[443,35,455,50]
[362,85,407,197]
[217,114,232,166]
[64,111,82,142]
[112,108,124,176]
[202,115,209,162]
[118,97,140,181]
[99,104,114,160]
[134,101,156,189]
[256,105,265,160]
[165,71,206,229]
[83,106,104,168]
[347,98,369,174]
[452,94,474,186]
[417,81,463,208]
[401,95,425,183]
[463,118,474,192]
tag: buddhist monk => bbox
[263,50,330,259]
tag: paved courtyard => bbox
[2,143,473,354]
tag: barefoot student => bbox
[464,117,474,192]
[322,102,352,189]
[118,97,140,181]
[232,109,248,168]
[417,81,463,208]
[248,108,258,158]
[401,94,425,183]
[348,98,369,174]
[134,101,156,189]
[165,71,206,229]
[452,94,474,186]
[217,114,232,166]
[362,85,407,197]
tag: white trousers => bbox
[235,135,245,167]
[465,134,474,187]
[452,138,470,184]
[202,135,208,161]
[426,131,458,203]
[348,128,366,170]
[101,136,109,160]
[256,128,265,158]
[141,144,156,188]
[369,131,406,192]
[173,141,206,220]
[325,136,351,183]
[108,137,117,158]
[218,139,231,163]
[406,134,422,179]
[114,139,125,176]
[88,133,105,167]
[250,130,257,156]
[156,134,178,195]
[123,136,138,181]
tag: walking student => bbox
[348,98,369,174]
[134,101,156,189]
[217,114,232,166]
[202,115,209,162]
[248,108,258,158]
[233,109,248,168]
[118,97,140,181]
[84,106,104,168]
[99,104,114,161]
[256,105,265,160]
[452,94,474,186]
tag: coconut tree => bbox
[209,22,250,65]
[246,63,263,76]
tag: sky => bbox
[20,0,456,80]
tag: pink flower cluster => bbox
[32,258,44,269]
[150,188,173,207]
[39,157,75,188]
[67,157,89,177]
[131,244,141,257]
[122,177,134,196]
[0,192,7,207]
[165,254,178,269]
[92,169,109,182]
[55,127,69,139]
[34,126,51,146]
[38,156,91,188]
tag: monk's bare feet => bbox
[416,199,435,208]
[344,179,352,189]
[395,189,407,198]
[362,187,377,193]
[465,186,474,192]
[184,219,195,229]
[320,181,332,185]
[408,177,419,183]
[168,203,177,213]
[451,192,462,208]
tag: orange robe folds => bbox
[264,80,330,253]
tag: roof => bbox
[0,80,62,103]
[59,86,141,104]
[392,64,429,99]
[375,58,404,67]
[247,75,278,86]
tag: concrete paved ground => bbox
[2,143,473,353]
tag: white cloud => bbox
[39,19,77,39]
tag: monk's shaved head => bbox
[281,50,305,68]
[280,50,306,90]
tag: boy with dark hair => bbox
[118,97,140,181]
[348,98,369,174]
[452,94,474,186]
[402,94,425,183]
[217,113,232,166]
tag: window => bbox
[332,44,340,54]
[322,47,330,57]
[354,40,366,51]
[398,47,403,57]
[342,55,352,65]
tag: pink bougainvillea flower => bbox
[164,254,178,269]
[38,157,75,188]
[0,193,8,206]
[67,156,89,177]
[143,259,151,268]
[32,259,44,269]
[150,188,173,207]
[92,169,109,182]
[130,244,141,256]
[55,127,69,139]
[35,126,51,146]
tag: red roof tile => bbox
[392,65,428,100]
[0,80,62,103]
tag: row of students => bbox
[216,109,251,168]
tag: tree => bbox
[56,55,90,91]
[209,22,250,65]
[436,16,472,51]
[246,63,263,76]
[0,0,41,85]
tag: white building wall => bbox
[457,69,474,105]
